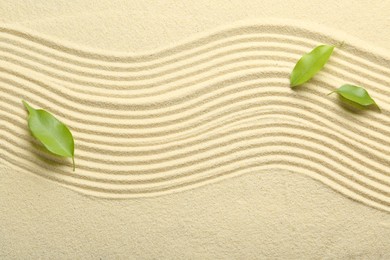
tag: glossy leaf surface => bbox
[290,45,334,87]
[328,84,379,108]
[23,100,75,171]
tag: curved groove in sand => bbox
[1,88,389,156]
[0,21,389,212]
[1,42,389,88]
[1,79,389,151]
[0,46,389,98]
[2,121,389,195]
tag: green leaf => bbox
[328,84,379,109]
[22,100,75,171]
[290,45,334,87]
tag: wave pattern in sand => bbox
[0,22,389,211]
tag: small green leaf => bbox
[290,45,334,87]
[22,100,75,171]
[328,84,379,109]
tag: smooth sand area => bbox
[1,1,389,259]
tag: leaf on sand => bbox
[290,45,334,87]
[328,84,379,109]
[22,100,75,171]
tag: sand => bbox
[0,1,389,259]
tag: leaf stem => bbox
[334,41,345,49]
[72,156,75,172]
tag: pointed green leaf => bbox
[22,100,75,171]
[328,84,379,108]
[290,45,334,87]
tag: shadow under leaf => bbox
[336,96,380,114]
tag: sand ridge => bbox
[0,21,389,212]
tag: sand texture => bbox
[0,1,389,259]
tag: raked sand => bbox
[0,1,389,259]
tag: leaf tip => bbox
[373,100,381,112]
[22,99,28,108]
[22,100,34,114]
[289,77,299,88]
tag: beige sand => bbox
[0,1,389,259]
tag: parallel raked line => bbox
[1,104,388,183]
[1,73,388,143]
[0,24,389,73]
[1,130,389,197]
[0,65,388,118]
[0,39,389,86]
[2,87,389,162]
[1,80,389,155]
[1,57,389,104]
[1,146,389,211]
[1,47,389,97]
[0,111,388,177]
[0,84,389,156]
[1,114,388,190]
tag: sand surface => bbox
[1,1,389,259]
